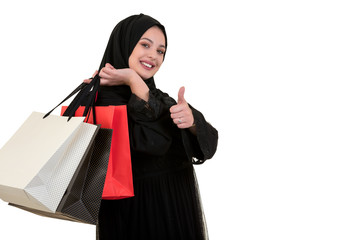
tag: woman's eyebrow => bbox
[140,37,166,49]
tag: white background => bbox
[0,0,360,239]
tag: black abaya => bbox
[96,81,217,240]
[91,14,218,240]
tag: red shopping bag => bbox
[61,105,134,200]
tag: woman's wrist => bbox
[128,72,150,102]
[121,68,137,86]
[189,123,197,135]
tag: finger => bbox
[175,122,191,129]
[176,123,188,129]
[102,66,117,78]
[105,63,115,69]
[172,118,179,124]
[99,69,111,79]
[173,114,192,124]
[170,112,183,120]
[177,86,186,104]
[173,117,185,125]
[101,66,112,75]
[92,70,98,78]
[170,104,185,114]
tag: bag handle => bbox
[44,75,100,124]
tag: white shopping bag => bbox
[0,111,99,213]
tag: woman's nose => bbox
[148,49,159,60]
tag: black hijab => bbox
[95,14,167,106]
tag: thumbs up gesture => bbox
[170,87,195,129]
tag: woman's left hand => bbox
[170,87,195,129]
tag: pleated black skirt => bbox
[96,165,208,240]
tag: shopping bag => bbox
[61,105,134,200]
[10,128,113,224]
[0,112,99,213]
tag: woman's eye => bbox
[141,43,150,48]
[157,49,165,55]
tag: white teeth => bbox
[141,62,153,68]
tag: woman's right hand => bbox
[84,63,139,87]
[83,63,150,101]
[98,63,137,86]
[83,70,98,84]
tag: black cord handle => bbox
[44,75,100,124]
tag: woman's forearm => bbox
[128,74,150,102]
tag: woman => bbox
[86,14,218,240]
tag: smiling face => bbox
[128,26,166,80]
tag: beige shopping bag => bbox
[0,111,99,213]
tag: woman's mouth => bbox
[140,61,155,70]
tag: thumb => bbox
[92,70,98,78]
[177,86,186,104]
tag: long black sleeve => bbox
[127,92,174,156]
[182,105,218,164]
[127,90,218,163]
